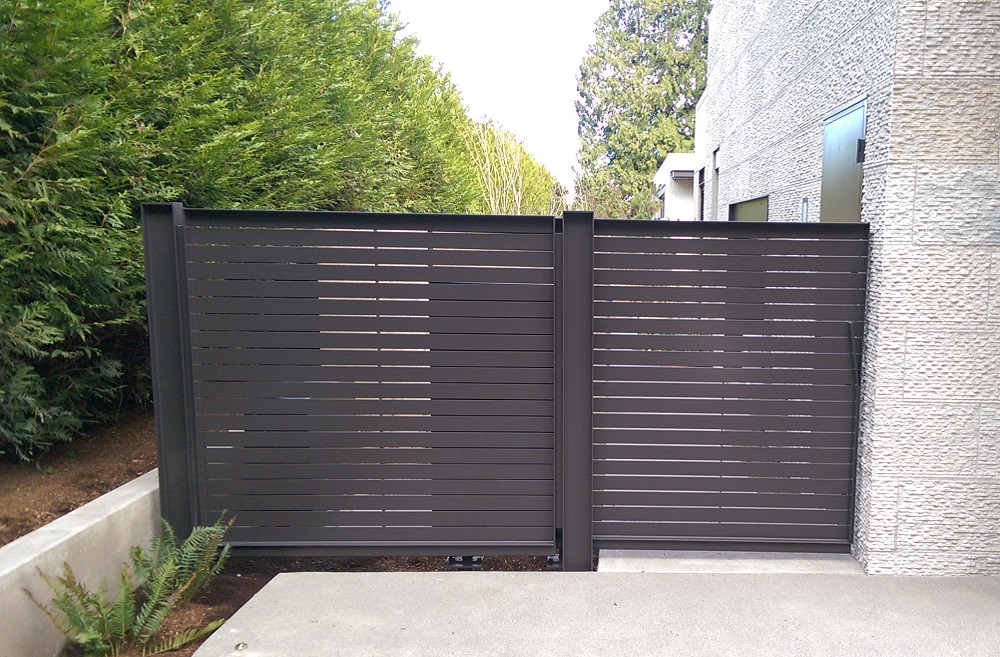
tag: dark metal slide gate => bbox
[144,204,868,567]
[590,220,868,551]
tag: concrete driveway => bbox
[193,569,1000,657]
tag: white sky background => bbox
[387,0,611,194]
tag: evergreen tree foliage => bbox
[0,0,558,458]
[573,0,709,218]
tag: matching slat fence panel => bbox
[182,210,557,552]
[146,205,870,560]
[591,220,868,550]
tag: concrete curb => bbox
[0,469,160,657]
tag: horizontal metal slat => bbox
[196,397,554,417]
[593,252,866,273]
[207,493,554,512]
[594,300,864,322]
[594,219,868,243]
[204,446,553,465]
[195,381,554,401]
[200,431,554,449]
[206,477,555,496]
[594,235,867,257]
[187,244,553,268]
[191,314,553,334]
[593,333,852,353]
[592,459,853,479]
[189,298,554,318]
[593,317,856,337]
[592,364,855,386]
[186,226,553,250]
[591,521,849,541]
[191,331,552,352]
[191,348,553,368]
[204,462,554,480]
[193,364,554,384]
[594,474,851,495]
[594,268,866,290]
[595,490,850,510]
[593,396,854,417]
[593,413,853,432]
[592,505,850,525]
[198,414,554,432]
[592,429,852,449]
[594,381,855,401]
[189,279,555,302]
[594,284,865,306]
[593,349,855,369]
[185,210,554,234]
[592,444,851,463]
[223,525,555,544]
[188,262,554,284]
[221,509,554,528]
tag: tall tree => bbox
[462,120,566,216]
[574,0,709,218]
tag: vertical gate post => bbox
[142,202,195,538]
[557,211,594,571]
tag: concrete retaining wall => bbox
[0,470,160,657]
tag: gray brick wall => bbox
[695,0,1000,574]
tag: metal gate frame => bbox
[144,204,868,570]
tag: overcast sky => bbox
[387,0,611,193]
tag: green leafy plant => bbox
[33,518,232,656]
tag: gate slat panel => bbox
[592,221,867,550]
[183,212,556,552]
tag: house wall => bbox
[857,0,1000,575]
[695,0,1000,574]
[657,177,695,221]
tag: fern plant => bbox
[34,517,232,656]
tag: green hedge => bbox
[0,0,489,458]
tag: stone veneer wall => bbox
[858,0,1000,574]
[694,0,1000,573]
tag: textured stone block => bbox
[865,402,979,476]
[976,406,1000,478]
[990,253,1000,321]
[852,471,900,552]
[912,165,1000,246]
[893,1,926,77]
[863,164,914,243]
[891,79,1000,164]
[923,0,1000,77]
[868,245,992,322]
[904,328,1000,401]
[897,480,1000,551]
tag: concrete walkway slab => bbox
[194,572,1000,657]
[598,549,864,574]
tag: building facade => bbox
[693,0,1000,574]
